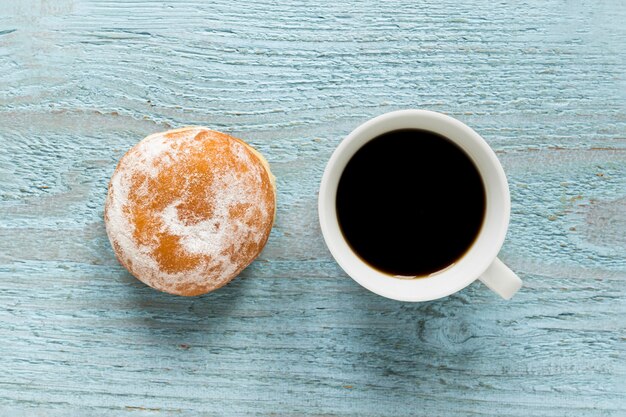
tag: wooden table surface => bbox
[1,0,625,415]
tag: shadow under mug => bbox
[318,109,522,302]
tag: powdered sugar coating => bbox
[104,127,276,296]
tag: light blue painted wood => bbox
[0,0,625,415]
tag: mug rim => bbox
[318,109,511,302]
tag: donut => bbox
[104,127,276,296]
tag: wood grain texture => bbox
[1,0,625,415]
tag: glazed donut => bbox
[104,127,276,296]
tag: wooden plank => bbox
[0,0,624,415]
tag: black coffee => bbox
[336,129,486,277]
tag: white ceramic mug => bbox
[318,109,522,302]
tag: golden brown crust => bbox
[104,127,276,296]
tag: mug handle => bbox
[478,258,522,300]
